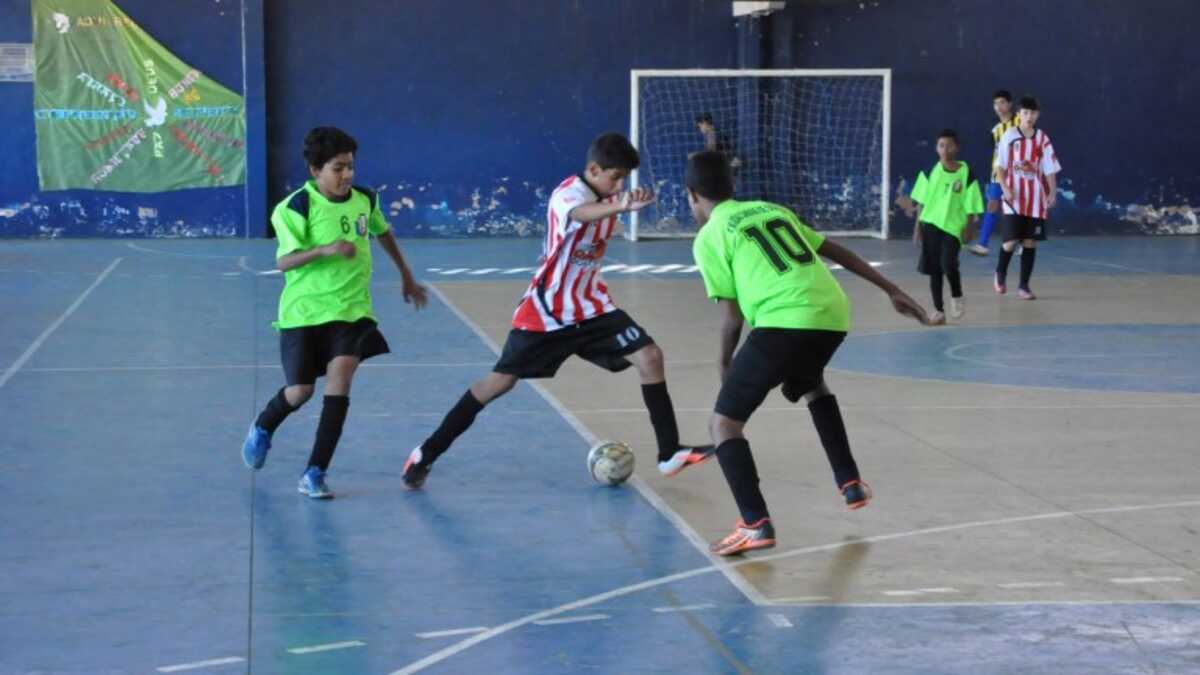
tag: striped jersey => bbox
[996,127,1062,219]
[990,116,1020,179]
[511,175,619,332]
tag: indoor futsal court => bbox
[2,1,1199,675]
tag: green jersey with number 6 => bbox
[692,200,850,331]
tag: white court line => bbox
[648,264,683,273]
[1055,254,1159,275]
[389,498,1200,675]
[944,336,1200,381]
[621,264,655,273]
[22,362,495,373]
[156,657,244,672]
[287,640,366,654]
[997,581,1067,589]
[600,264,627,272]
[126,242,239,259]
[423,283,770,608]
[416,627,490,639]
[503,267,535,274]
[767,614,793,628]
[882,587,960,597]
[532,613,610,626]
[439,268,469,275]
[0,257,121,390]
[652,603,716,613]
[1110,577,1185,585]
[467,268,500,275]
[236,256,281,275]
[770,596,833,604]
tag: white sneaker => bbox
[966,243,989,256]
[950,297,965,320]
[928,311,946,326]
[657,445,717,477]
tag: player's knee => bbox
[634,343,664,377]
[286,384,314,406]
[802,381,832,403]
[709,413,743,445]
[1002,241,1018,253]
[1022,239,1036,249]
[474,372,517,403]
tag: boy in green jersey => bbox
[687,150,929,556]
[911,129,984,324]
[241,127,428,499]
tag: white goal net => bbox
[629,69,891,240]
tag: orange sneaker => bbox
[709,518,776,556]
[658,445,717,477]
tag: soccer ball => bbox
[587,441,635,486]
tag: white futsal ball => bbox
[587,440,635,486]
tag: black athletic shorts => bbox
[1001,214,1047,242]
[280,318,390,386]
[493,310,654,379]
[715,328,846,422]
[917,222,962,276]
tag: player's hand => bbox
[403,280,428,309]
[1002,186,1014,205]
[1046,191,1057,209]
[620,187,656,212]
[325,240,356,259]
[912,225,921,244]
[888,289,931,325]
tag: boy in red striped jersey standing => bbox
[994,95,1062,299]
[401,133,714,489]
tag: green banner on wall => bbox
[33,0,246,192]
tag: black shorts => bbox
[917,222,961,276]
[1001,214,1047,242]
[715,328,845,422]
[494,310,654,379]
[280,318,390,386]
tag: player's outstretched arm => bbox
[817,239,930,325]
[569,187,656,223]
[715,299,744,382]
[277,240,355,272]
[375,231,428,309]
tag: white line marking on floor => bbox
[767,614,793,628]
[532,613,610,626]
[648,264,682,273]
[997,581,1067,589]
[882,587,960,597]
[827,262,884,270]
[416,627,490,639]
[156,657,245,672]
[23,361,495,373]
[467,268,500,275]
[439,268,468,275]
[677,265,699,272]
[503,267,535,274]
[0,257,121,390]
[621,264,654,273]
[126,242,239,259]
[422,283,770,609]
[651,603,716,613]
[287,640,366,654]
[221,272,240,276]
[601,263,627,272]
[770,596,833,603]
[1110,577,1185,585]
[388,499,1200,675]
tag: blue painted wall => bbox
[0,0,251,237]
[768,0,1200,236]
[263,0,737,237]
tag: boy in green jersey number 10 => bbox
[911,129,985,324]
[686,150,929,556]
[241,127,427,499]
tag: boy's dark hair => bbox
[1018,95,1040,111]
[993,89,1012,102]
[587,132,639,171]
[685,150,734,202]
[937,128,959,143]
[303,126,357,169]
[695,112,714,125]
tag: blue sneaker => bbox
[298,467,334,499]
[242,425,272,470]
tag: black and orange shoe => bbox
[709,518,776,556]
[840,479,872,510]
[402,447,432,490]
[658,445,717,477]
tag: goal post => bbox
[629,68,891,241]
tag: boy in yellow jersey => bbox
[968,90,1018,256]
[241,127,427,499]
[911,129,985,324]
[687,150,929,556]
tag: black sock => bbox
[1019,248,1037,289]
[715,438,769,524]
[929,272,944,312]
[641,382,681,462]
[307,395,349,472]
[256,387,298,434]
[996,247,1014,279]
[947,269,963,299]
[421,390,485,463]
[807,394,860,488]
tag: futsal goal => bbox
[628,69,891,240]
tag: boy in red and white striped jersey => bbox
[401,133,714,489]
[994,95,1062,300]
